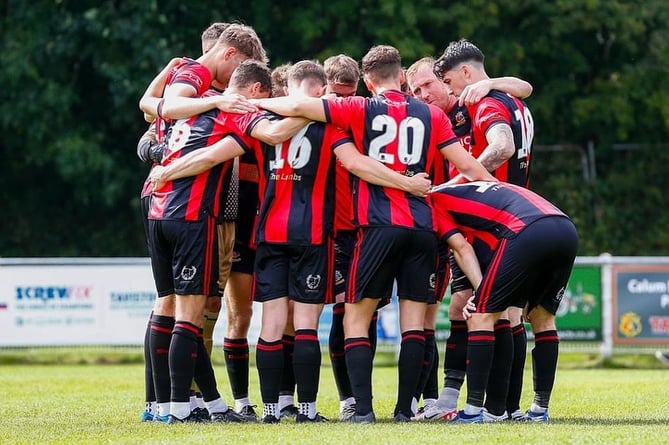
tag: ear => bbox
[363,76,375,95]
[399,69,407,85]
[223,46,238,61]
[461,64,474,81]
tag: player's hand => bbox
[215,94,257,114]
[458,79,492,106]
[462,295,476,320]
[149,165,167,191]
[405,172,432,197]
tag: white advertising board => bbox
[0,259,401,347]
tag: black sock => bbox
[507,323,527,413]
[149,314,174,404]
[369,311,378,357]
[396,330,425,417]
[484,319,513,416]
[465,330,495,408]
[443,320,467,390]
[345,337,373,415]
[223,337,250,400]
[329,303,352,400]
[169,321,199,403]
[423,339,440,400]
[193,328,221,402]
[532,330,559,409]
[294,329,321,403]
[414,329,436,402]
[279,335,295,398]
[143,312,155,404]
[256,337,283,404]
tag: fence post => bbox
[599,252,613,358]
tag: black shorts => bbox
[346,227,437,304]
[474,217,578,315]
[231,181,258,275]
[147,216,219,298]
[431,240,450,304]
[333,229,356,296]
[253,242,334,304]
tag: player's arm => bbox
[249,117,311,145]
[136,122,165,164]
[440,141,496,183]
[334,143,431,197]
[459,76,533,106]
[475,123,515,173]
[252,96,327,122]
[445,232,482,291]
[149,136,246,189]
[139,57,183,121]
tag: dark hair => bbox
[229,60,272,93]
[433,39,485,79]
[361,45,402,81]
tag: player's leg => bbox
[291,243,330,422]
[145,218,176,422]
[139,195,157,421]
[505,305,527,420]
[253,244,290,423]
[293,301,326,422]
[392,229,435,422]
[329,230,356,417]
[483,307,513,419]
[166,218,240,423]
[223,270,255,419]
[342,227,399,423]
[454,239,516,423]
[343,297,381,422]
[523,217,578,422]
[412,302,439,415]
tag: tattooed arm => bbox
[476,123,515,173]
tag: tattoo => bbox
[478,124,515,172]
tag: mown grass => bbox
[1,348,668,444]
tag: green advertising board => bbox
[434,265,603,341]
[555,266,602,341]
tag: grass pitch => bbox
[1,353,668,444]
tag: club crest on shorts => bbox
[306,274,321,290]
[429,273,436,289]
[181,266,197,281]
[554,286,566,304]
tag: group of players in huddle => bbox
[136,21,578,425]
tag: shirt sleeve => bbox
[323,96,365,129]
[474,98,512,136]
[170,63,213,95]
[432,106,459,150]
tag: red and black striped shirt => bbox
[429,181,567,250]
[468,90,534,187]
[324,90,458,231]
[149,108,255,222]
[243,113,351,245]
